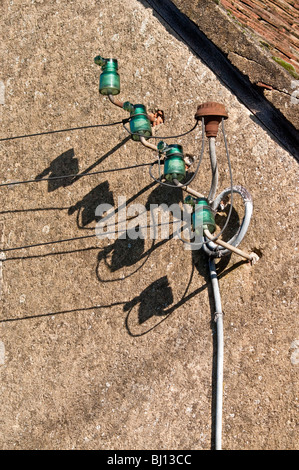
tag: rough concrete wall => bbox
[0,0,298,450]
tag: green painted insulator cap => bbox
[101,58,119,70]
[157,141,167,153]
[123,101,135,113]
[94,55,107,66]
[130,104,147,115]
[184,195,196,206]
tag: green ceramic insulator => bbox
[164,144,186,182]
[192,199,216,235]
[129,104,152,141]
[98,59,120,96]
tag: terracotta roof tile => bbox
[219,0,299,71]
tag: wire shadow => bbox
[0,301,127,324]
[96,229,150,282]
[124,258,197,337]
[71,135,131,184]
[69,160,184,232]
[69,178,156,235]
[124,276,174,324]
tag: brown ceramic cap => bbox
[195,102,228,137]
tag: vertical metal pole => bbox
[209,257,224,450]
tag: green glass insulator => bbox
[192,199,216,235]
[129,104,152,141]
[99,59,120,96]
[164,144,186,182]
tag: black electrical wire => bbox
[150,120,199,140]
[122,119,199,140]
[0,119,130,142]
[0,119,233,253]
[0,162,152,188]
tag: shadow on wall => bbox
[35,148,79,191]
[122,201,245,339]
[68,180,115,228]
[95,182,183,281]
[34,135,132,192]
[124,276,174,324]
[93,178,241,286]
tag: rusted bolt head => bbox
[195,102,228,137]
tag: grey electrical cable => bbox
[204,119,234,245]
[173,118,235,249]
[203,186,253,258]
[208,137,218,202]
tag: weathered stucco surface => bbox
[0,0,298,450]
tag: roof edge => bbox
[170,0,299,130]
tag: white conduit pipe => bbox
[208,257,224,450]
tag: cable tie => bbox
[214,311,224,321]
